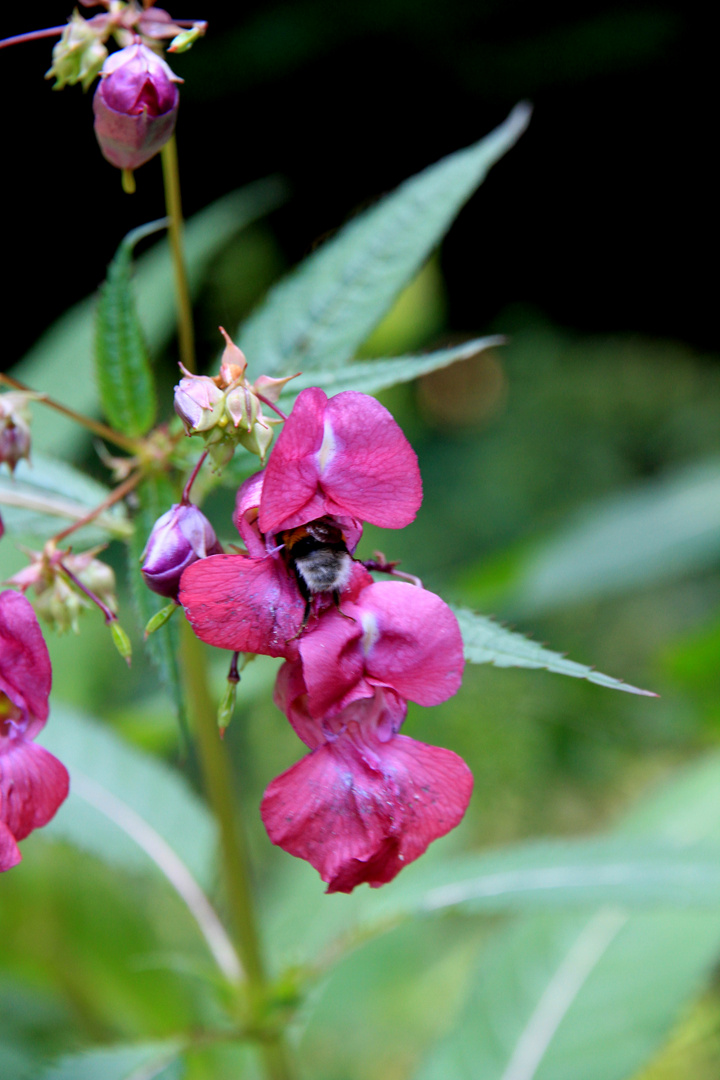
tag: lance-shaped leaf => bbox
[282,337,504,398]
[412,754,720,1080]
[36,1041,183,1080]
[240,104,531,376]
[38,705,241,984]
[414,908,720,1080]
[507,457,720,615]
[0,455,131,544]
[95,221,162,438]
[452,606,656,696]
[12,179,287,458]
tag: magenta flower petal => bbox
[0,741,69,847]
[232,471,269,558]
[258,389,422,535]
[274,659,407,748]
[261,725,473,893]
[0,591,51,733]
[0,822,21,872]
[298,581,464,718]
[179,554,304,656]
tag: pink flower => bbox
[0,592,69,872]
[261,661,473,892]
[180,470,369,655]
[258,388,422,536]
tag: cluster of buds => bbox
[6,543,118,635]
[46,1,206,91]
[0,392,33,473]
[174,329,297,469]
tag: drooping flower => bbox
[261,660,472,892]
[258,388,422,536]
[93,43,181,171]
[141,502,223,600]
[180,389,423,654]
[0,591,69,872]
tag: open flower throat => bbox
[180,388,472,893]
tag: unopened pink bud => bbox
[93,44,181,171]
[141,503,222,600]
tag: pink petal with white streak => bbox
[259,389,422,535]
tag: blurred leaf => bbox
[36,1042,182,1080]
[0,1042,33,1079]
[240,105,531,376]
[452,606,656,696]
[283,337,503,398]
[0,455,131,544]
[12,179,287,459]
[95,221,162,437]
[414,753,720,1080]
[415,908,720,1080]
[372,838,720,919]
[507,458,720,615]
[128,476,183,722]
[39,704,216,890]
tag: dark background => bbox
[0,0,713,371]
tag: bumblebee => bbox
[278,518,353,630]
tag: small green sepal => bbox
[217,680,238,736]
[144,602,179,638]
[111,621,133,665]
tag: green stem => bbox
[161,136,196,373]
[180,624,296,1080]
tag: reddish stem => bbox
[254,392,288,421]
[59,561,116,625]
[0,26,65,49]
[52,471,142,545]
[181,451,208,504]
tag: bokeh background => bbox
[2,2,719,1078]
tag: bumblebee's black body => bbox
[278,520,353,630]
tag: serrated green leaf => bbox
[282,337,503,399]
[128,477,184,721]
[39,704,216,888]
[0,454,131,544]
[508,457,720,615]
[95,221,162,437]
[240,105,530,376]
[35,1041,182,1080]
[452,606,655,696]
[12,179,287,459]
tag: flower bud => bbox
[174,371,225,434]
[45,10,109,91]
[0,392,33,473]
[141,503,222,600]
[93,44,181,171]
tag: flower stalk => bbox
[179,623,296,1080]
[161,136,196,373]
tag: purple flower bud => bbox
[141,504,222,600]
[173,372,224,434]
[93,43,181,171]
